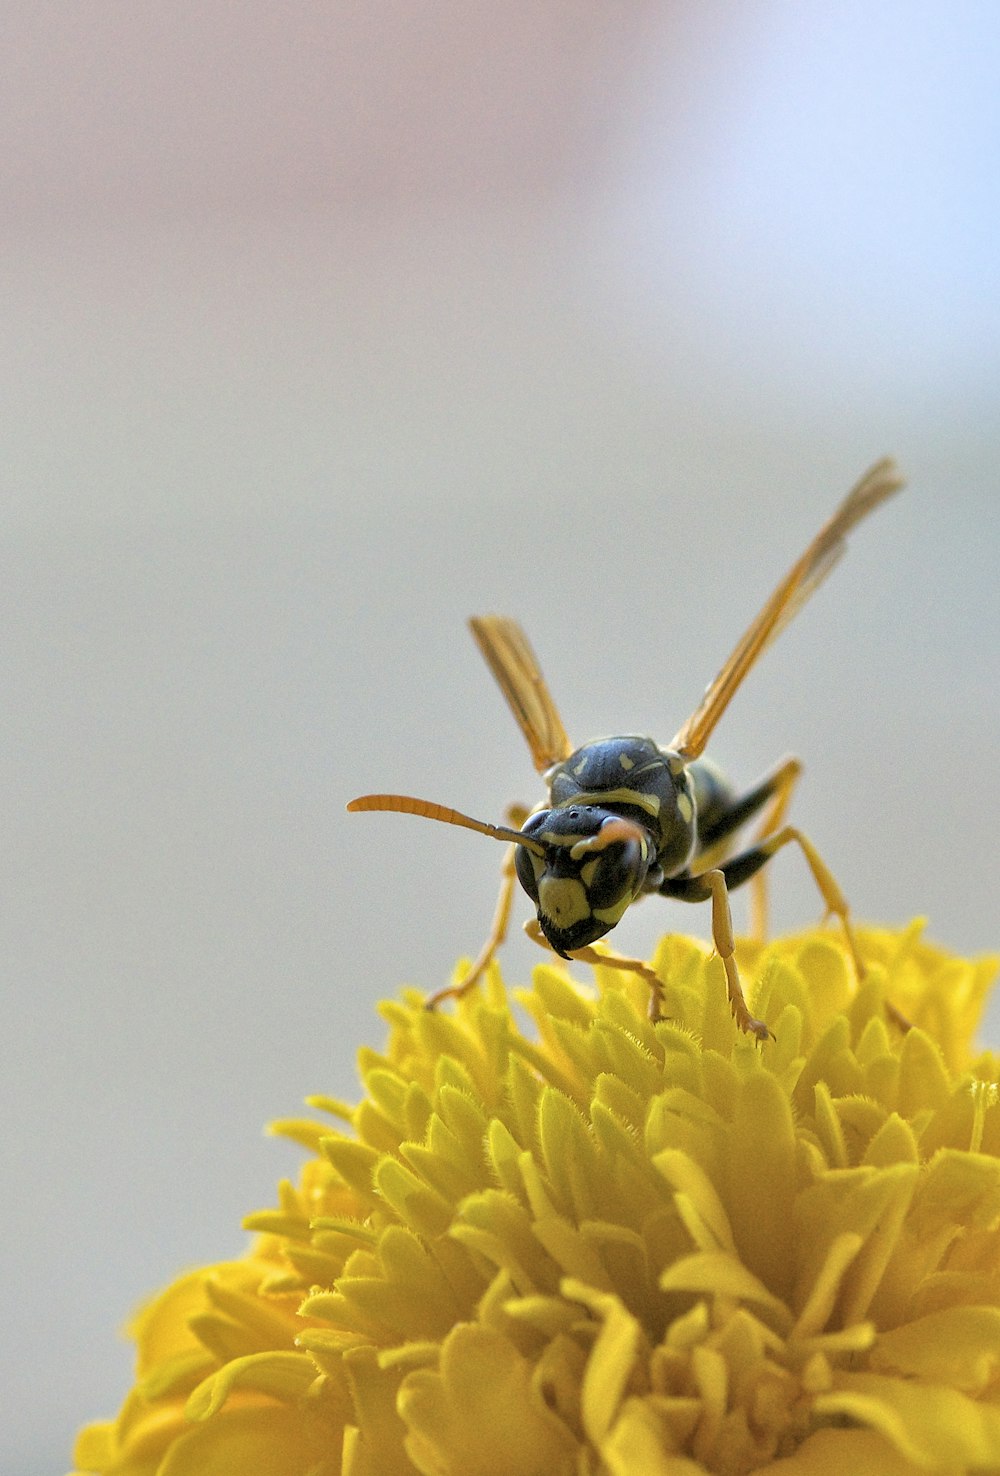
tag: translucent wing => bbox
[469,614,574,774]
[670,457,905,761]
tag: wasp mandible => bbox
[349,459,905,1039]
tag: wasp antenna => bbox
[347,793,544,855]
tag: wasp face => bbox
[514,806,655,956]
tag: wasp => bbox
[349,458,905,1039]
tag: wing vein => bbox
[469,615,574,773]
[670,457,905,759]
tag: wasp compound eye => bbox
[581,835,648,911]
[514,840,542,904]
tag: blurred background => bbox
[3,4,998,1470]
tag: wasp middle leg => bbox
[657,867,772,1040]
[694,824,862,973]
[665,818,883,1024]
[692,755,803,942]
[667,818,914,1035]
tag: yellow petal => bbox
[602,1397,705,1475]
[789,1233,864,1339]
[763,1425,927,1475]
[341,1344,412,1476]
[538,1085,602,1221]
[793,1164,917,1327]
[872,1304,1000,1391]
[654,1149,736,1254]
[561,1282,642,1445]
[723,1066,798,1299]
[659,1251,791,1331]
[817,1371,1000,1468]
[70,1422,116,1474]
[374,1157,453,1235]
[185,1351,317,1421]
[73,1401,192,1476]
[812,1080,848,1168]
[129,1261,269,1377]
[158,1403,335,1476]
[911,1147,1000,1236]
[399,1324,577,1476]
[897,1027,952,1115]
[862,1111,919,1167]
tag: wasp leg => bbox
[676,824,908,1031]
[523,918,667,1021]
[425,846,518,1009]
[659,869,772,1040]
[695,756,803,942]
[706,825,862,972]
[425,806,528,1010]
[747,758,802,940]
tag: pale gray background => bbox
[3,5,998,1472]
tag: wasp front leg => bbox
[425,805,528,1010]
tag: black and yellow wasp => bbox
[350,459,904,1039]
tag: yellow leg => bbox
[762,825,864,977]
[753,827,910,1033]
[425,805,528,1010]
[700,869,772,1041]
[527,872,770,1041]
[749,757,802,941]
[424,852,517,1009]
[523,919,667,1021]
[697,822,909,1035]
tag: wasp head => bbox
[514,806,656,956]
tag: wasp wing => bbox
[469,614,574,774]
[670,457,905,761]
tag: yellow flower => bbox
[72,923,1000,1476]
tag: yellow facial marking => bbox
[677,791,694,824]
[538,876,590,929]
[592,894,633,927]
[559,787,661,818]
[537,828,577,849]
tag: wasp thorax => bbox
[515,806,654,957]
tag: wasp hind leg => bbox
[424,806,527,1010]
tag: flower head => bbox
[73,923,1000,1475]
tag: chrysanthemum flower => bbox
[72,923,1000,1476]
